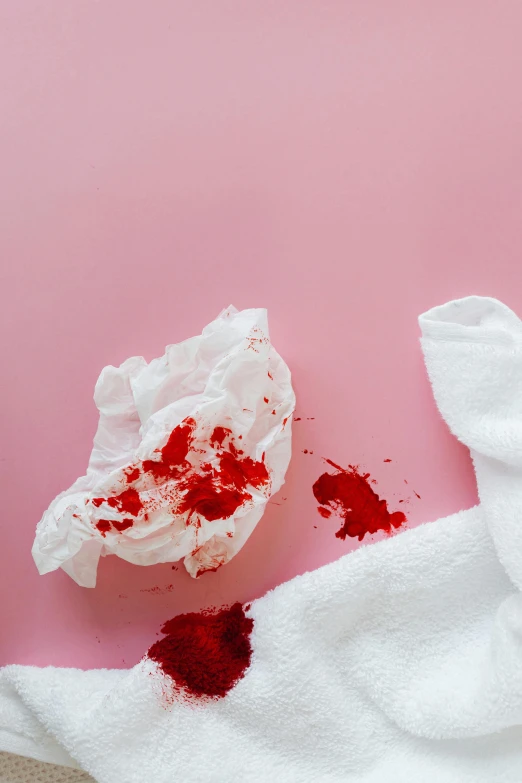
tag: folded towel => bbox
[2,296,522,782]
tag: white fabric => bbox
[32,306,295,586]
[3,295,522,782]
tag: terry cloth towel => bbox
[2,295,522,783]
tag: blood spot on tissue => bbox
[268,371,273,380]
[294,417,302,421]
[95,519,112,537]
[147,603,253,700]
[313,463,406,541]
[317,506,331,518]
[263,397,269,403]
[144,418,196,479]
[125,466,141,483]
[90,416,271,562]
[177,449,269,522]
[384,459,392,463]
[106,487,143,517]
[414,491,421,499]
[112,518,134,532]
[210,426,231,449]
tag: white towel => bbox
[2,295,522,783]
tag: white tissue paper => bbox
[33,307,295,587]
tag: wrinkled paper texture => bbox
[33,307,295,587]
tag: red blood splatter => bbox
[303,449,308,454]
[313,464,406,540]
[238,435,243,440]
[112,518,134,532]
[125,466,141,483]
[95,519,112,537]
[414,491,421,499]
[282,417,289,427]
[106,487,143,517]
[384,458,392,463]
[294,417,302,421]
[307,417,315,420]
[271,410,276,415]
[268,371,273,380]
[144,418,196,479]
[317,506,332,518]
[210,426,231,449]
[90,416,270,538]
[147,603,253,699]
[177,450,269,522]
[263,397,269,403]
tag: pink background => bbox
[2,1,522,669]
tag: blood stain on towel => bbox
[148,602,254,700]
[313,462,406,541]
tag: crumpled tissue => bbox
[32,307,295,587]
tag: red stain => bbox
[95,519,112,537]
[414,491,421,499]
[106,488,143,517]
[147,603,253,699]
[383,459,392,463]
[112,518,134,532]
[263,397,269,403]
[317,506,331,518]
[313,463,406,541]
[294,417,302,421]
[303,449,308,454]
[268,371,273,380]
[271,410,276,415]
[210,426,231,449]
[144,418,196,480]
[125,466,141,483]
[282,417,289,427]
[92,487,143,517]
[89,416,271,549]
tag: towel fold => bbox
[2,296,522,783]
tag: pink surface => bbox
[2,1,522,669]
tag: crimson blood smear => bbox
[95,519,112,537]
[313,462,406,540]
[91,417,270,538]
[92,487,143,518]
[147,603,254,699]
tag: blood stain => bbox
[263,397,269,403]
[112,518,134,532]
[147,603,253,699]
[210,426,231,449]
[125,466,141,483]
[95,519,112,537]
[313,463,406,540]
[384,459,392,463]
